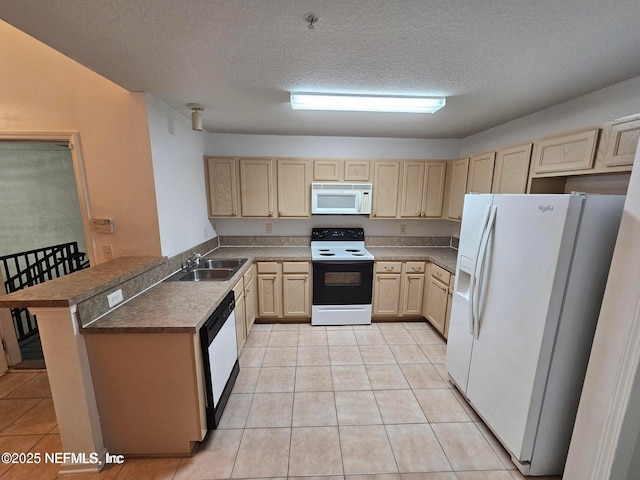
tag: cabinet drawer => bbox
[404,262,426,273]
[431,264,451,285]
[243,263,256,283]
[376,262,402,273]
[233,278,244,298]
[257,262,279,274]
[282,261,310,274]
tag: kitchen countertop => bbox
[0,256,165,308]
[80,245,459,334]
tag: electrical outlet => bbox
[400,224,407,234]
[102,244,113,260]
[266,223,272,233]
[107,289,123,308]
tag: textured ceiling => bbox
[2,0,640,139]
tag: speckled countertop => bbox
[0,256,165,308]
[82,246,458,334]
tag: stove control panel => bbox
[311,227,365,241]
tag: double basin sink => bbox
[171,258,247,282]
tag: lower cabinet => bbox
[373,261,425,318]
[233,264,258,352]
[257,261,310,320]
[85,332,207,455]
[423,264,454,338]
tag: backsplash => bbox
[78,237,220,327]
[219,235,453,247]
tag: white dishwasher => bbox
[199,291,239,429]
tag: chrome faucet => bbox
[183,252,202,271]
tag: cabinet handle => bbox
[435,271,442,278]
[411,266,421,271]
[436,283,447,292]
[384,266,394,271]
[232,210,237,216]
[269,211,273,217]
[457,215,462,220]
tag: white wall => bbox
[461,76,640,155]
[146,95,216,257]
[206,133,460,159]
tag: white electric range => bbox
[310,228,374,325]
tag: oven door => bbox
[312,260,373,305]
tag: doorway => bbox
[0,135,92,370]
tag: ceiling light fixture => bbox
[290,93,446,114]
[187,103,204,131]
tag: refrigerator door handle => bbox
[473,205,497,339]
[469,205,492,335]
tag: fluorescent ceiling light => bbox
[290,92,446,113]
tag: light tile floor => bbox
[0,322,562,480]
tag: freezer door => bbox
[464,194,582,462]
[446,194,494,392]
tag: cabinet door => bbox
[447,158,470,221]
[492,143,532,194]
[277,159,311,217]
[344,160,371,181]
[467,152,496,193]
[244,268,257,333]
[282,274,310,318]
[257,274,282,318]
[399,161,425,218]
[239,158,275,217]
[235,292,246,351]
[532,128,599,174]
[402,274,425,315]
[372,161,401,218]
[426,276,448,334]
[205,157,239,217]
[313,159,341,181]
[373,274,402,316]
[604,118,640,167]
[444,275,454,340]
[423,161,447,217]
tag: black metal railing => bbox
[0,241,90,342]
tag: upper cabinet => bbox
[603,118,640,168]
[204,157,239,217]
[239,158,276,217]
[467,152,496,193]
[446,157,470,221]
[312,159,371,182]
[277,159,311,217]
[492,143,532,194]
[371,160,401,218]
[399,161,447,218]
[531,128,599,174]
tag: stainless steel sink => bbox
[200,258,247,270]
[166,257,248,282]
[179,268,235,282]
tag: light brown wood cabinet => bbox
[467,152,496,193]
[313,159,371,181]
[371,161,402,218]
[531,128,599,174]
[239,158,276,217]
[446,157,470,221]
[256,261,310,319]
[233,278,246,351]
[243,264,257,333]
[204,157,239,217]
[277,159,311,217]
[492,143,533,194]
[604,118,640,167]
[282,262,311,318]
[399,161,447,218]
[373,261,426,318]
[234,264,257,352]
[423,263,453,337]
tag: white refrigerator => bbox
[445,193,624,476]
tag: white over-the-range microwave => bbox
[311,182,372,215]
